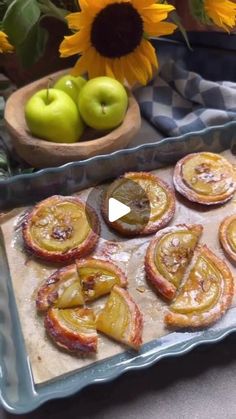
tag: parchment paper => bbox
[1,150,236,384]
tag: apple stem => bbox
[101,103,106,114]
[46,77,53,105]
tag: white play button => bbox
[108,197,131,223]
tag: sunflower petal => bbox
[142,4,175,24]
[131,54,149,85]
[70,55,88,76]
[105,61,116,79]
[123,52,148,86]
[136,49,153,79]
[141,39,158,69]
[132,0,156,10]
[82,0,113,12]
[85,48,102,79]
[79,0,89,11]
[143,4,175,13]
[88,50,106,78]
[113,58,125,84]
[122,57,137,86]
[205,0,236,31]
[66,12,88,30]
[144,21,177,37]
[0,31,14,53]
[59,30,90,57]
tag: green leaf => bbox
[170,11,192,51]
[6,0,16,6]
[38,0,68,21]
[15,21,48,67]
[188,0,211,25]
[0,1,8,21]
[3,0,41,46]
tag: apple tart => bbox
[45,307,98,353]
[22,195,100,262]
[96,286,143,350]
[145,224,203,300]
[36,258,127,311]
[219,214,236,263]
[102,172,175,236]
[165,245,234,328]
[173,152,236,205]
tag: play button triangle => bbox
[108,198,131,223]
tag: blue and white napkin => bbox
[135,60,236,137]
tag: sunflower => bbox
[204,0,236,31]
[0,31,14,54]
[59,0,177,86]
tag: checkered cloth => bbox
[135,60,236,137]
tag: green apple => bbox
[78,77,128,131]
[53,75,87,104]
[25,88,84,143]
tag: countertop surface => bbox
[1,334,236,419]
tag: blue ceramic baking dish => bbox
[0,132,236,414]
[0,32,236,414]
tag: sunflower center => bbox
[91,2,143,58]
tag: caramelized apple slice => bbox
[219,214,236,263]
[102,172,175,236]
[96,286,143,350]
[174,152,236,205]
[45,307,97,352]
[145,224,203,300]
[36,258,127,311]
[36,264,84,311]
[22,195,100,263]
[165,245,234,328]
[76,258,127,301]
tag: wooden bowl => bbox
[4,69,141,168]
